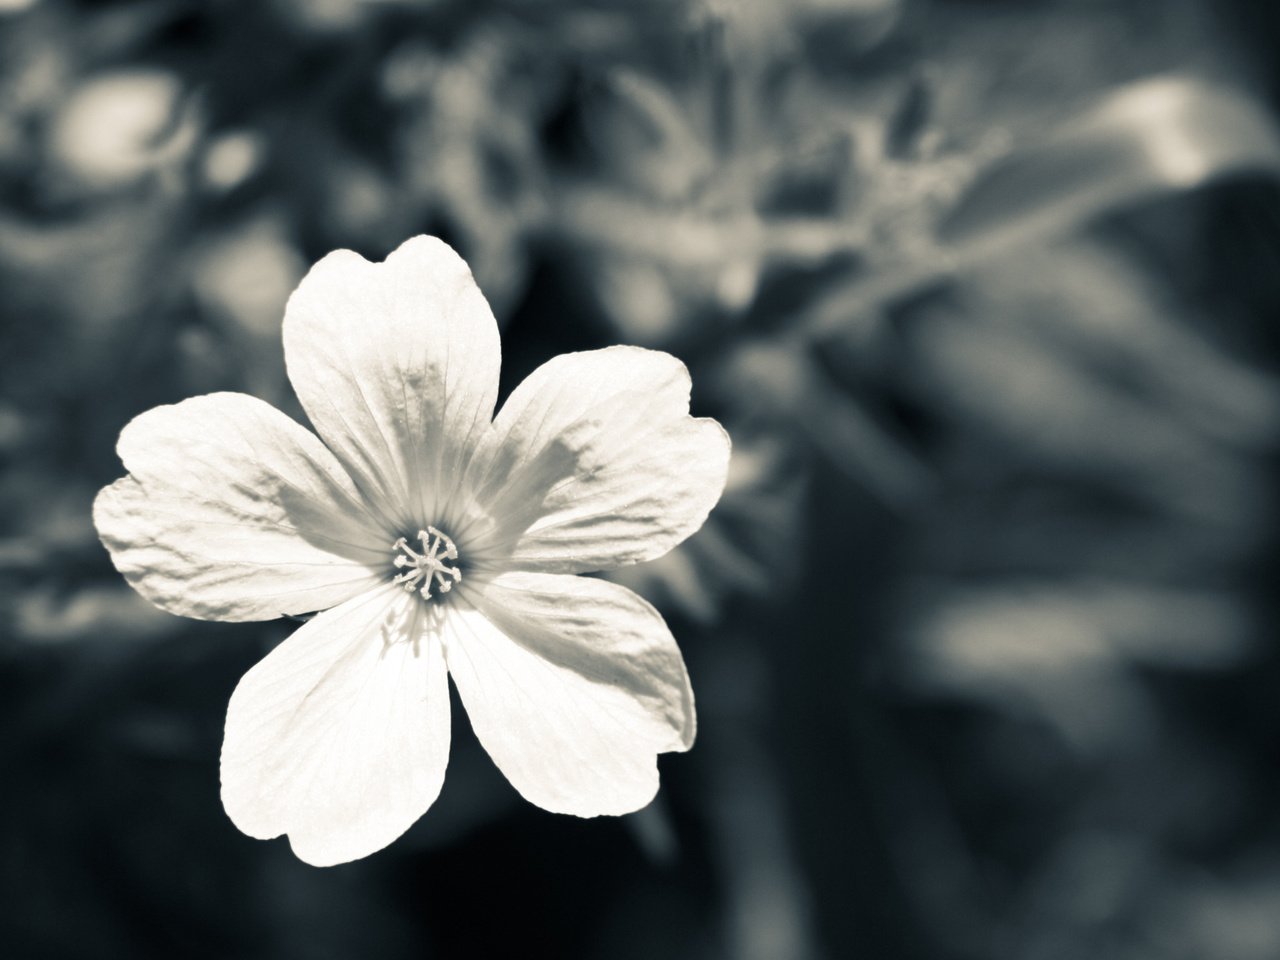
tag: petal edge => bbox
[95,392,386,622]
[221,584,451,866]
[444,572,694,817]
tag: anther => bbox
[391,526,462,600]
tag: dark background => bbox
[3,0,1280,957]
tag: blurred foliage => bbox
[3,0,1280,958]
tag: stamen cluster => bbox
[392,526,462,600]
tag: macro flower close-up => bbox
[91,235,730,867]
[9,1,1280,956]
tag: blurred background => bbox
[4,0,1280,957]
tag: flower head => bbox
[94,236,730,866]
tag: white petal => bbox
[463,346,731,573]
[282,235,501,530]
[444,572,694,817]
[221,584,450,866]
[93,392,387,622]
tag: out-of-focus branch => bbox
[804,76,1280,339]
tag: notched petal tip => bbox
[388,233,477,275]
[91,474,131,549]
[674,414,733,537]
[550,763,662,820]
[286,235,478,313]
[91,475,198,619]
[286,831,391,869]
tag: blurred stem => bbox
[800,76,1280,340]
[554,186,867,267]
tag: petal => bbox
[444,572,694,817]
[93,392,387,622]
[282,235,501,530]
[221,584,450,867]
[463,347,731,573]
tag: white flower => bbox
[93,236,730,866]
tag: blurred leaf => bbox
[939,77,1280,252]
[901,581,1253,751]
[806,77,1280,338]
[901,295,1270,531]
[14,584,182,645]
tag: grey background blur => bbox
[3,0,1280,958]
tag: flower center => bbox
[392,526,462,600]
